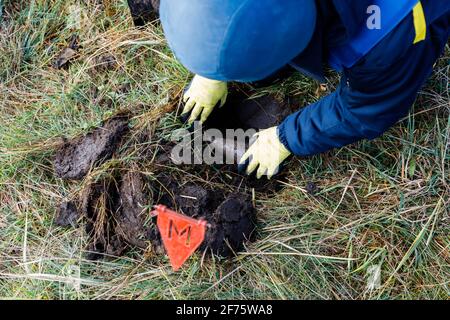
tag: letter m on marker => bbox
[154,205,207,271]
[168,219,192,246]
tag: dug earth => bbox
[53,90,293,261]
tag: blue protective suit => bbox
[278,0,450,156]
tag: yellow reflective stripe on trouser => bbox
[413,1,427,44]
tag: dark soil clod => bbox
[80,174,124,260]
[306,182,319,195]
[54,114,129,180]
[176,184,221,218]
[127,0,160,26]
[53,48,78,69]
[55,201,79,227]
[114,171,155,249]
[80,170,161,260]
[52,35,80,69]
[204,194,256,257]
[154,180,256,257]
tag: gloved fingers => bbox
[200,105,214,123]
[249,132,260,145]
[268,156,290,179]
[242,133,259,156]
[182,97,196,115]
[183,82,195,102]
[266,165,279,180]
[239,146,254,166]
[218,94,227,108]
[188,102,204,124]
[237,156,251,174]
[245,157,259,176]
[182,90,191,103]
[256,165,268,179]
[180,111,191,124]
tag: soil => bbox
[80,174,124,259]
[114,171,158,249]
[52,35,80,69]
[77,169,255,259]
[205,90,293,131]
[53,48,78,69]
[153,177,256,257]
[93,54,118,73]
[53,90,292,261]
[54,114,129,180]
[127,0,160,26]
[55,201,79,227]
[205,194,256,256]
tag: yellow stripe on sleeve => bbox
[413,1,427,44]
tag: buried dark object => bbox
[183,90,293,131]
[54,114,129,180]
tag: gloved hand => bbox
[238,126,291,179]
[182,75,228,124]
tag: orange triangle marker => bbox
[152,205,207,271]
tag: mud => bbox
[55,201,79,227]
[206,90,293,131]
[127,0,160,26]
[54,114,129,180]
[93,54,118,72]
[53,35,79,69]
[205,194,256,256]
[114,171,158,249]
[154,179,256,257]
[54,90,292,261]
[81,175,124,259]
[77,170,255,259]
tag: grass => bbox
[0,0,448,300]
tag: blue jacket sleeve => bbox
[278,12,449,157]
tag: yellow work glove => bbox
[182,75,228,124]
[238,126,291,179]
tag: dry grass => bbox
[0,0,448,299]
